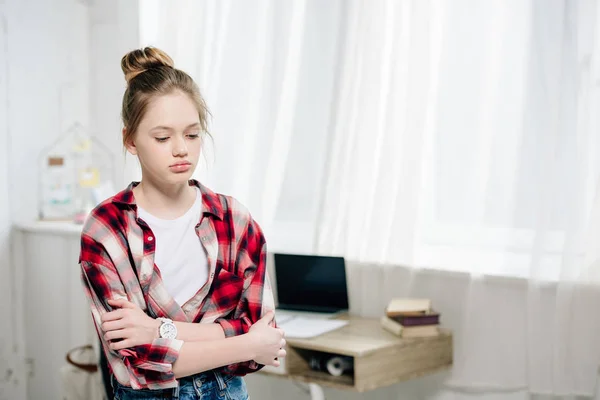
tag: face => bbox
[125,90,202,186]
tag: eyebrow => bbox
[149,123,201,133]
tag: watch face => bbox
[160,323,177,339]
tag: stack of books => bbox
[380,298,440,338]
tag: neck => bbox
[134,178,197,219]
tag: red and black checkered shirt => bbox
[79,180,275,390]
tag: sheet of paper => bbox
[278,317,349,339]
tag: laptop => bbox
[273,253,349,324]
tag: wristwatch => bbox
[157,318,178,339]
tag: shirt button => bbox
[147,236,154,242]
[201,236,207,241]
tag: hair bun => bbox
[121,47,175,83]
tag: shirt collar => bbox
[111,179,224,220]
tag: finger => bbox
[278,349,287,358]
[272,359,281,367]
[110,338,132,351]
[277,328,285,337]
[104,328,130,341]
[101,309,124,323]
[259,311,275,324]
[107,298,137,309]
[107,298,127,308]
[280,339,286,348]
[102,320,126,333]
[121,300,137,309]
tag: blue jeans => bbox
[111,371,249,400]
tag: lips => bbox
[169,162,192,173]
[170,161,191,167]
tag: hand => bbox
[246,311,286,367]
[101,298,161,351]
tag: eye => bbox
[155,137,169,143]
[187,132,200,139]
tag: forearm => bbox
[172,334,255,378]
[173,321,225,342]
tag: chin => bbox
[168,174,193,185]
[169,170,195,183]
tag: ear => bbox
[123,128,137,155]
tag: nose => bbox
[172,136,188,157]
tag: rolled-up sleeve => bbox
[80,257,183,389]
[215,217,276,375]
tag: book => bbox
[385,298,431,317]
[389,311,440,327]
[380,316,439,338]
[380,315,403,335]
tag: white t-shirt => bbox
[137,187,208,306]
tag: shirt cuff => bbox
[122,338,184,371]
[215,318,243,338]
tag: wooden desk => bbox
[260,316,453,398]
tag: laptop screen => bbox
[274,253,349,313]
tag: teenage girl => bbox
[79,46,285,400]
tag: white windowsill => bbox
[14,220,84,236]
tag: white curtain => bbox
[318,0,600,279]
[139,0,343,253]
[139,0,600,397]
[317,0,600,396]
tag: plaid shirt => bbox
[79,180,275,390]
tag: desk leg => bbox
[308,383,325,400]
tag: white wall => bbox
[6,0,91,224]
[5,0,138,226]
[89,0,139,189]
[1,0,91,397]
[0,0,90,396]
[1,0,138,399]
[0,2,25,398]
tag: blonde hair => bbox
[120,47,210,146]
